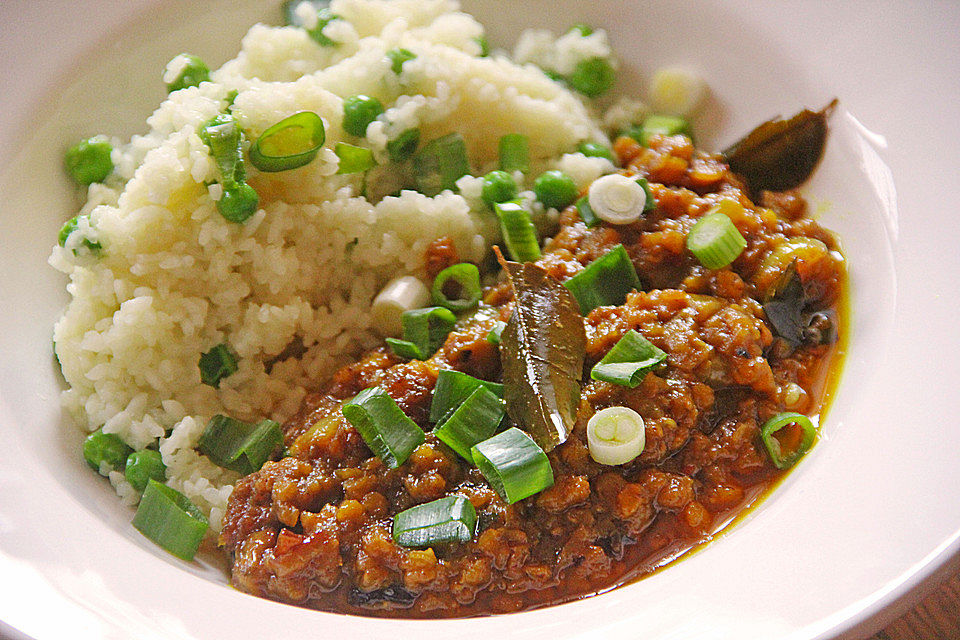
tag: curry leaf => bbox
[495,248,585,452]
[723,99,837,194]
[762,261,805,345]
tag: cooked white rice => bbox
[50,0,617,531]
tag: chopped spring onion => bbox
[386,128,420,163]
[249,111,325,172]
[576,141,616,164]
[591,329,666,387]
[58,215,102,255]
[567,57,616,98]
[480,170,518,206]
[431,263,481,312]
[434,386,505,460]
[587,173,652,225]
[648,65,707,118]
[429,369,504,424]
[498,133,530,173]
[472,427,554,504]
[386,48,416,74]
[342,386,425,468]
[371,275,431,336]
[198,343,239,387]
[385,306,457,360]
[486,320,506,345]
[65,137,113,185]
[163,53,210,93]
[125,449,167,493]
[132,479,209,561]
[495,200,541,262]
[533,170,578,210]
[631,114,693,146]
[563,244,641,315]
[687,201,747,269]
[586,406,645,465]
[306,7,342,46]
[413,133,470,196]
[335,142,376,174]
[761,411,816,469]
[576,195,600,228]
[197,415,283,475]
[473,35,490,57]
[342,94,384,137]
[567,23,594,37]
[199,114,244,185]
[392,495,477,548]
[83,428,133,475]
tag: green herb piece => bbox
[342,387,425,468]
[83,429,133,474]
[472,427,554,503]
[495,200,540,262]
[413,133,470,196]
[335,142,376,174]
[575,195,599,228]
[392,495,476,548]
[307,7,342,46]
[198,343,239,388]
[387,128,420,163]
[474,35,490,57]
[429,369,504,424]
[761,411,816,469]
[567,23,594,37]
[249,111,325,172]
[591,329,666,387]
[431,263,481,312]
[385,306,457,360]
[132,479,209,561]
[125,449,167,493]
[533,170,578,210]
[342,94,384,137]
[199,115,244,184]
[495,251,585,452]
[562,244,641,314]
[65,137,114,185]
[164,53,210,93]
[434,386,505,461]
[58,215,102,255]
[486,320,506,345]
[498,133,530,173]
[386,47,416,74]
[197,415,283,475]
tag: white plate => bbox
[1,1,959,639]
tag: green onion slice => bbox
[125,449,167,493]
[132,479,209,561]
[386,128,420,163]
[249,111,325,173]
[471,427,554,504]
[306,7,342,46]
[413,133,470,196]
[633,114,693,146]
[591,329,666,387]
[486,320,506,345]
[164,53,210,93]
[434,386,505,461]
[430,369,504,424]
[495,200,541,262]
[386,48,416,74]
[761,411,816,469]
[392,495,477,548]
[335,142,376,174]
[199,114,244,186]
[498,133,530,173]
[197,415,283,475]
[83,428,133,474]
[386,306,457,360]
[687,207,747,269]
[586,406,645,465]
[342,387,425,468]
[431,263,481,312]
[576,195,600,228]
[198,343,239,388]
[563,244,641,314]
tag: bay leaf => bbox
[762,261,805,346]
[723,99,837,194]
[495,248,585,452]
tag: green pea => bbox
[217,183,259,223]
[387,128,421,163]
[83,429,133,475]
[165,53,210,93]
[481,171,518,206]
[533,170,578,210]
[125,450,167,493]
[386,48,416,75]
[577,141,616,164]
[65,137,113,185]
[567,56,615,98]
[342,94,385,137]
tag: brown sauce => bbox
[218,133,846,617]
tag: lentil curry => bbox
[219,130,845,617]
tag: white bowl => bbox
[2,1,959,639]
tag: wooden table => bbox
[871,568,960,639]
